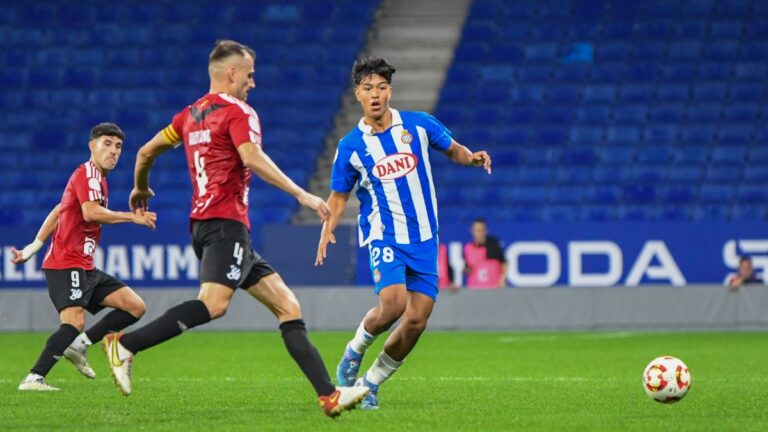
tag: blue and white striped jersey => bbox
[331,109,453,246]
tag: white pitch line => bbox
[499,332,640,343]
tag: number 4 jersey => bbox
[42,161,108,270]
[162,92,262,230]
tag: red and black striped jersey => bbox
[162,93,262,230]
[42,161,107,270]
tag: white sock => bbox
[348,321,377,354]
[364,351,404,385]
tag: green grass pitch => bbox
[2,331,767,431]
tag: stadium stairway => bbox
[298,0,472,224]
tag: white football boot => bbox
[63,334,96,379]
[18,373,60,391]
[318,386,370,418]
[102,333,133,396]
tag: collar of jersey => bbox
[357,108,402,135]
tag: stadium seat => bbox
[660,186,696,203]
[599,145,634,164]
[667,166,704,183]
[613,105,647,125]
[548,186,584,204]
[699,185,736,203]
[629,166,666,183]
[658,205,691,221]
[731,205,768,220]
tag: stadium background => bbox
[1,0,767,331]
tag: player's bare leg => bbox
[363,284,409,335]
[247,273,368,417]
[336,284,407,387]
[380,291,434,361]
[354,291,435,409]
[197,282,236,319]
[19,306,85,391]
[66,287,146,379]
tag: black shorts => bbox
[192,218,276,289]
[44,268,126,314]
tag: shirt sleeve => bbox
[486,237,506,263]
[421,113,453,151]
[329,144,359,193]
[229,107,262,148]
[73,169,102,205]
[160,109,185,148]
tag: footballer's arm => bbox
[10,204,60,264]
[81,201,157,229]
[443,140,492,174]
[130,131,177,211]
[237,142,330,220]
[315,191,350,266]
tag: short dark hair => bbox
[740,256,753,264]
[89,122,124,141]
[472,218,487,225]
[352,57,396,86]
[209,39,255,65]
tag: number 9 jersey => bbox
[162,92,263,231]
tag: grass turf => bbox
[1,331,767,431]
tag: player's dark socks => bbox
[280,319,336,396]
[120,300,211,354]
[30,323,80,376]
[84,310,139,344]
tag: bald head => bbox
[207,39,256,101]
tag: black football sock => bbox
[120,300,211,354]
[84,310,139,344]
[30,324,80,377]
[280,319,336,396]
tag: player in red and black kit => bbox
[102,40,368,416]
[11,123,156,391]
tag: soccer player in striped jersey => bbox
[12,123,156,391]
[315,58,492,409]
[101,40,368,417]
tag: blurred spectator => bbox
[728,256,763,290]
[463,219,507,289]
[438,243,458,292]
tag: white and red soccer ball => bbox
[642,356,691,403]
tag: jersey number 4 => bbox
[194,150,209,196]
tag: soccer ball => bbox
[642,356,691,403]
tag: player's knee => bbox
[380,296,407,320]
[402,315,428,334]
[201,298,229,319]
[279,297,302,321]
[62,314,86,332]
[128,296,147,318]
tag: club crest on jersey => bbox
[226,265,241,281]
[401,129,413,145]
[373,268,382,283]
[372,153,419,181]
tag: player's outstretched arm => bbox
[81,201,157,229]
[237,142,331,221]
[10,204,60,264]
[131,131,176,211]
[443,140,492,174]
[315,191,350,266]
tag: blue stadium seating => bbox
[0,0,377,225]
[435,0,766,222]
